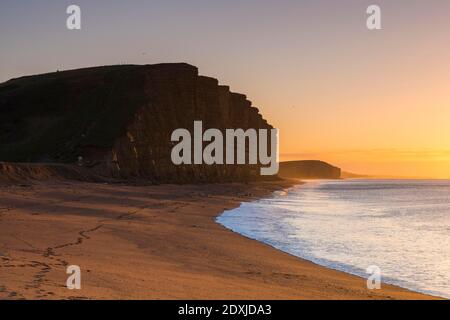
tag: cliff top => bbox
[0,64,269,167]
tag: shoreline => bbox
[216,180,448,299]
[0,179,437,299]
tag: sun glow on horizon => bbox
[1,1,450,178]
[280,149,450,179]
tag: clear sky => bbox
[1,0,450,178]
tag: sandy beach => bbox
[0,179,435,300]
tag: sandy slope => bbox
[0,180,435,299]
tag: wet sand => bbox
[0,180,435,299]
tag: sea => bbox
[217,179,450,298]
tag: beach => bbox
[0,180,435,299]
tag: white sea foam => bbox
[217,179,450,298]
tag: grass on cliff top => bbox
[0,65,147,162]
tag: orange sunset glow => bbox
[2,1,450,178]
[2,0,450,303]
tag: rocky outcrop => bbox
[278,160,341,179]
[0,64,273,183]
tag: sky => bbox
[1,0,450,178]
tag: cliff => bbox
[278,160,341,179]
[340,171,368,179]
[0,64,273,183]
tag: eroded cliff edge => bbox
[0,63,273,183]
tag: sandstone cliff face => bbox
[0,64,273,183]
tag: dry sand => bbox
[0,180,435,299]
